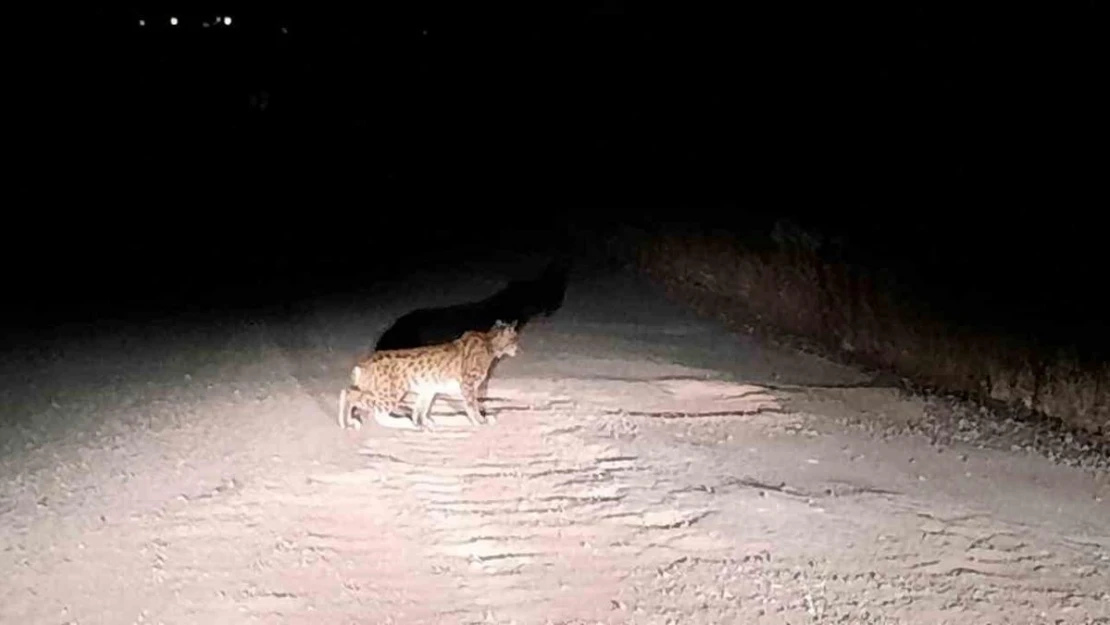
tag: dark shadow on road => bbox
[374,256,572,351]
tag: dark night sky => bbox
[38,4,1100,213]
[9,2,1102,328]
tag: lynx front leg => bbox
[459,380,492,425]
[475,376,499,424]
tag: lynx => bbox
[338,320,520,431]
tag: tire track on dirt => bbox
[342,389,734,624]
[600,406,1110,624]
[134,472,457,624]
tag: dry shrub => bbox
[634,231,1108,435]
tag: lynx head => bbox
[489,319,520,358]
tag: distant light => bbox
[281,27,288,34]
[170,17,178,26]
[422,29,428,36]
[138,19,145,26]
[202,22,210,28]
[224,16,232,26]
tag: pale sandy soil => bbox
[1,260,1107,624]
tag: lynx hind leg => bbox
[370,390,422,431]
[338,388,348,429]
[338,387,364,430]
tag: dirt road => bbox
[2,260,1108,624]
